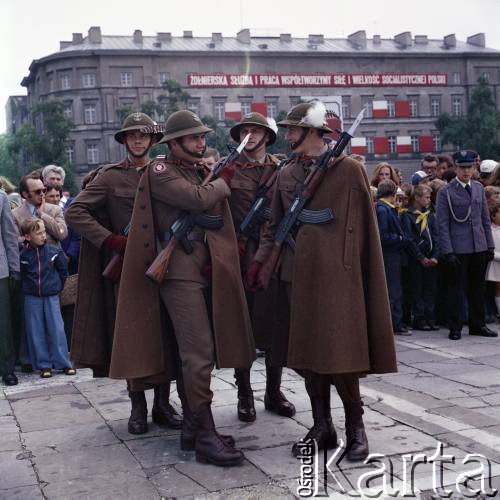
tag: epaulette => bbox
[99,160,126,172]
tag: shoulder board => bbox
[99,161,126,172]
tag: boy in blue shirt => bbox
[20,217,76,378]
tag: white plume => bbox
[267,117,278,134]
[300,100,327,128]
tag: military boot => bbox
[345,420,369,462]
[234,368,256,422]
[195,403,245,467]
[152,383,183,429]
[292,374,336,457]
[128,390,148,435]
[264,357,296,417]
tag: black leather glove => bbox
[446,253,461,268]
[9,271,21,294]
[487,249,495,262]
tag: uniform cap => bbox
[277,101,334,133]
[229,112,277,145]
[114,112,163,144]
[158,110,212,143]
[452,150,477,167]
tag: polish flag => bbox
[395,100,410,118]
[373,100,388,118]
[351,137,367,154]
[419,135,434,153]
[251,102,267,116]
[397,136,412,154]
[224,102,242,121]
[374,137,389,154]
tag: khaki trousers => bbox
[160,279,215,411]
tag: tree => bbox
[0,134,18,183]
[158,80,191,116]
[202,115,237,154]
[436,76,500,158]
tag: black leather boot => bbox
[195,403,245,467]
[128,390,148,435]
[345,421,369,462]
[264,358,296,417]
[177,376,235,451]
[234,368,256,422]
[152,383,183,429]
[292,374,336,457]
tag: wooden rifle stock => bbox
[145,238,178,285]
[102,254,124,283]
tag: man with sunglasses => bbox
[13,174,67,246]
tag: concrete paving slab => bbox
[0,485,43,500]
[125,435,191,468]
[149,465,208,497]
[107,417,180,442]
[0,451,37,490]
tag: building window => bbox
[60,75,71,90]
[63,102,73,120]
[120,72,133,87]
[388,136,397,154]
[411,135,420,153]
[87,144,99,164]
[159,72,170,85]
[366,136,374,154]
[452,72,461,85]
[387,99,396,118]
[66,145,74,164]
[266,98,278,119]
[213,99,226,121]
[409,97,419,117]
[84,103,97,124]
[452,96,463,116]
[361,96,373,118]
[432,133,441,152]
[481,71,490,81]
[49,79,55,92]
[341,96,351,119]
[240,99,252,116]
[187,98,200,115]
[82,73,96,88]
[430,96,441,117]
[289,96,301,107]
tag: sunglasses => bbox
[29,188,47,195]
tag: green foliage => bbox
[268,110,290,155]
[0,134,19,184]
[436,76,500,157]
[158,80,191,116]
[202,115,237,155]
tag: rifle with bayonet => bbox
[257,109,365,290]
[145,133,251,285]
[102,222,131,282]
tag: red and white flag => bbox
[351,137,367,154]
[224,102,242,121]
[372,100,388,118]
[396,136,412,154]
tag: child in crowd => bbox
[485,186,500,208]
[376,180,408,335]
[19,217,76,378]
[401,184,439,331]
[486,203,500,318]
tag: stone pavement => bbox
[1,328,500,499]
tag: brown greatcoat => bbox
[110,156,255,379]
[228,152,281,350]
[65,160,141,375]
[255,154,397,375]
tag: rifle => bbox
[102,222,131,283]
[258,109,365,289]
[145,133,251,285]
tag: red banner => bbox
[187,73,447,88]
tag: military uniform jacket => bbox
[436,178,494,255]
[110,155,255,379]
[255,154,397,375]
[65,159,140,374]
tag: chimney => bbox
[183,30,193,38]
[372,35,381,45]
[394,31,412,48]
[133,29,143,44]
[280,33,292,43]
[348,30,367,49]
[88,26,102,44]
[467,33,485,47]
[443,34,456,48]
[157,32,172,42]
[237,28,251,44]
[414,35,428,45]
[308,34,324,44]
[72,33,83,44]
[60,41,72,50]
[212,32,223,42]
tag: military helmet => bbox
[277,102,333,134]
[158,110,212,144]
[229,112,277,145]
[114,112,163,144]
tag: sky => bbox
[2,0,500,132]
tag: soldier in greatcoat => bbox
[113,110,255,467]
[247,102,397,461]
[65,113,182,435]
[227,112,295,423]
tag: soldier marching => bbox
[67,102,397,467]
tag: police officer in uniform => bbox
[227,112,296,422]
[436,150,497,340]
[247,102,397,461]
[113,110,255,466]
[66,112,182,435]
